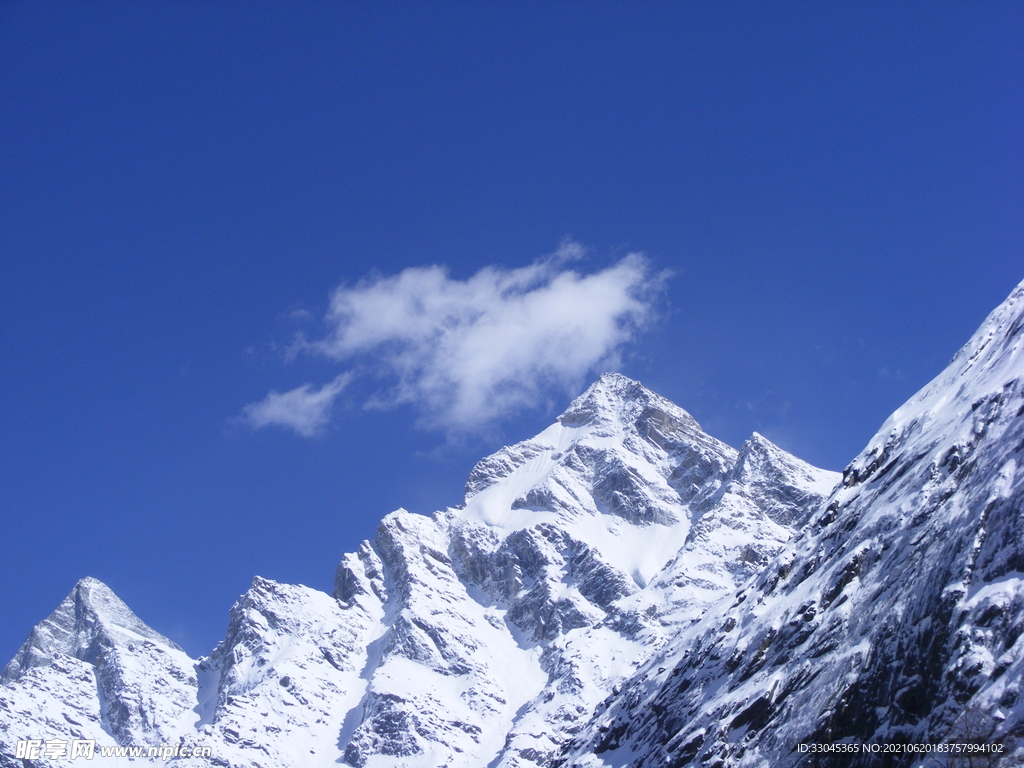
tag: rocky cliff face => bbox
[3,280,1021,768]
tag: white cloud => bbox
[240,373,352,437]
[243,242,664,435]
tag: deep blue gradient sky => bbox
[1,2,1021,662]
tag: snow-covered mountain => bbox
[2,278,1022,767]
[0,374,835,767]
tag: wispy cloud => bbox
[242,242,665,436]
[240,373,352,437]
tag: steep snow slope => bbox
[0,374,836,767]
[561,281,1024,768]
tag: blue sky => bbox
[1,2,1021,662]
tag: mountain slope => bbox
[560,280,1024,768]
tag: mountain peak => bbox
[463,373,728,509]
[724,431,840,526]
[558,372,701,434]
[1,577,180,684]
